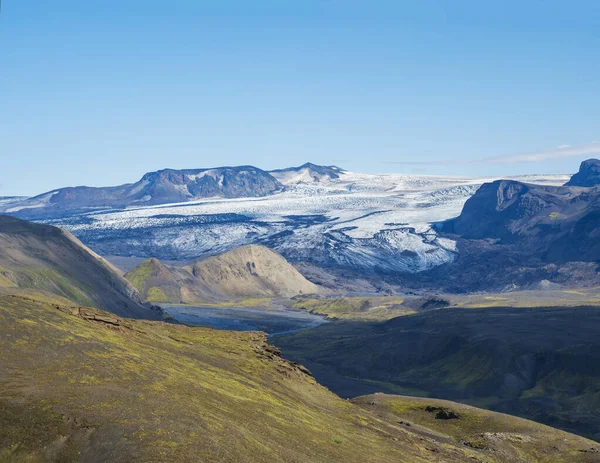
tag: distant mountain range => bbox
[1,163,344,219]
[270,162,345,184]
[5,160,600,292]
[450,159,600,259]
[448,177,600,262]
[3,166,287,218]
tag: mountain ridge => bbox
[0,215,163,320]
[445,178,600,262]
[4,165,285,218]
[1,163,351,218]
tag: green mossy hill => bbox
[125,245,321,304]
[353,394,599,463]
[288,295,414,320]
[0,215,161,320]
[2,293,596,462]
[124,258,182,303]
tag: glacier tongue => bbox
[39,172,570,274]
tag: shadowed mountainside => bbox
[0,215,162,320]
[125,245,321,304]
[273,305,600,442]
[443,159,600,264]
[446,179,600,262]
[0,292,597,462]
[361,170,600,292]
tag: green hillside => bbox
[0,215,162,320]
[1,293,596,462]
[125,245,321,304]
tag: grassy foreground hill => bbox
[0,215,162,320]
[1,293,597,462]
[125,245,321,304]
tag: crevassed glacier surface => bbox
[39,172,569,273]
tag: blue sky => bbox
[1,0,599,195]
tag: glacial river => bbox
[162,304,327,336]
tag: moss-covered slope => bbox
[125,245,321,304]
[1,293,596,462]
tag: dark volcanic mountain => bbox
[366,166,600,292]
[5,166,283,219]
[565,158,600,187]
[0,215,163,320]
[445,179,600,263]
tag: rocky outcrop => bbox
[565,158,600,187]
[270,163,345,184]
[445,177,600,262]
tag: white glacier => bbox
[38,171,570,273]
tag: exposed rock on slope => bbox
[565,158,600,186]
[0,215,162,319]
[445,179,600,262]
[0,292,596,462]
[270,162,345,184]
[125,245,321,303]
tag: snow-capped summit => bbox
[269,163,345,185]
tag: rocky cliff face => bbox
[391,174,600,292]
[448,180,573,243]
[447,179,600,261]
[565,158,600,187]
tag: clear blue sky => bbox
[1,0,599,195]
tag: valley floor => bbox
[272,297,600,443]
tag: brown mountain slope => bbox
[0,215,163,320]
[0,292,596,462]
[126,245,321,303]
